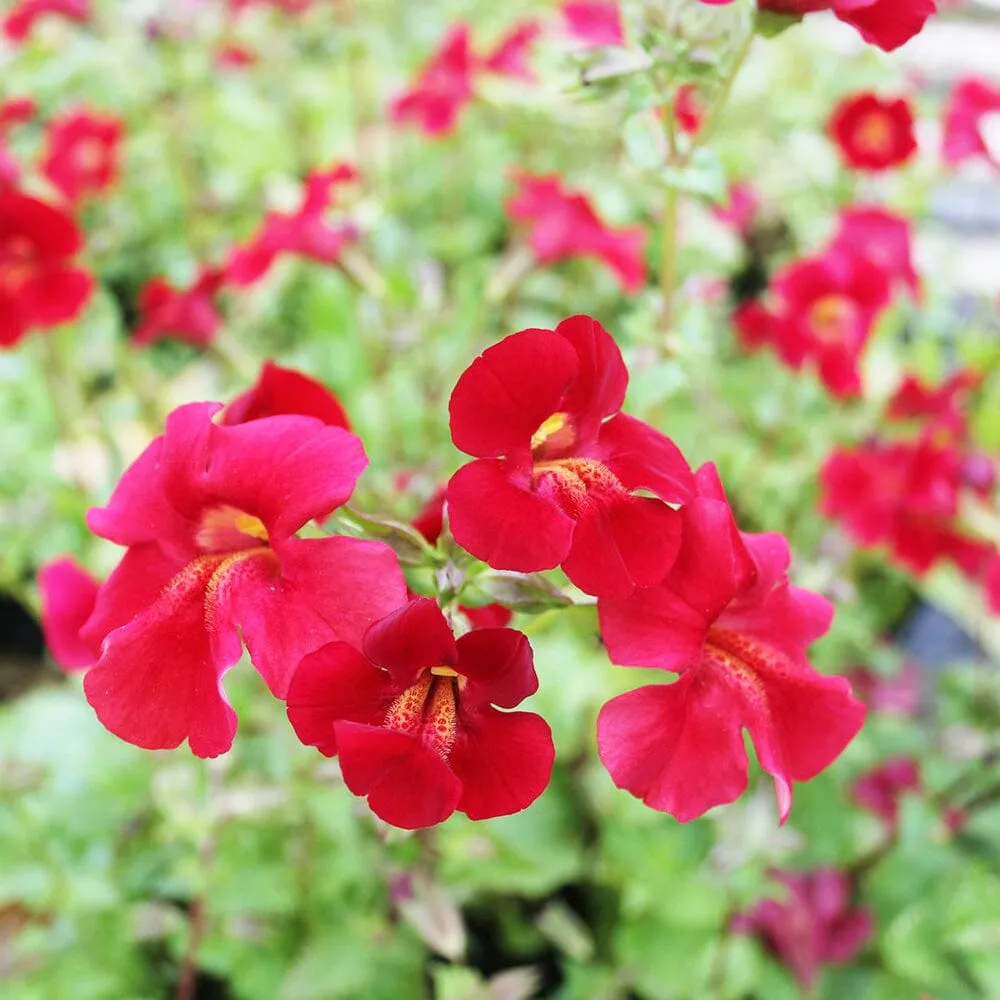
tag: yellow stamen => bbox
[531,411,569,451]
[430,665,459,677]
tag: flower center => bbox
[855,112,893,158]
[530,411,576,457]
[196,504,270,554]
[385,670,459,759]
[808,295,857,344]
[532,457,628,517]
[74,138,105,174]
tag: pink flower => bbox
[37,557,101,671]
[2,0,91,43]
[942,76,1000,170]
[851,756,920,829]
[713,182,759,235]
[845,662,921,717]
[481,21,542,81]
[561,2,624,47]
[832,206,921,299]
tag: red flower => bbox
[227,163,359,285]
[829,93,917,172]
[886,370,979,432]
[851,756,920,829]
[561,2,624,47]
[38,557,101,672]
[674,84,703,135]
[2,0,90,43]
[481,21,542,81]
[80,402,407,757]
[942,76,1000,170]
[986,552,1000,615]
[447,316,693,598]
[820,435,993,575]
[41,109,123,205]
[222,361,351,429]
[832,206,921,299]
[507,174,647,291]
[712,182,759,235]
[770,248,891,397]
[0,187,94,348]
[285,598,554,828]
[597,464,865,823]
[217,45,257,70]
[132,266,225,347]
[733,869,873,989]
[390,25,476,137]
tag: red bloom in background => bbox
[223,360,351,429]
[820,435,992,575]
[829,93,917,172]
[887,370,979,431]
[0,187,94,348]
[507,174,647,291]
[598,464,865,823]
[447,316,693,598]
[986,553,1000,614]
[771,248,891,397]
[227,163,359,285]
[851,756,920,829]
[713,182,759,235]
[481,21,542,81]
[942,76,1000,170]
[390,25,476,137]
[81,402,407,757]
[674,85,703,135]
[132,266,225,347]
[832,206,921,299]
[733,869,873,989]
[561,2,624,47]
[286,598,554,828]
[2,0,90,43]
[845,662,921,717]
[41,109,123,205]
[38,557,101,672]
[216,45,257,70]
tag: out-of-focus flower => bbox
[447,315,693,598]
[38,557,101,672]
[41,109,123,205]
[942,76,1000,169]
[216,44,257,69]
[713,182,759,236]
[886,370,979,432]
[132,266,226,347]
[285,598,555,828]
[832,206,921,299]
[390,25,477,137]
[506,173,647,291]
[733,868,873,989]
[2,0,91,43]
[851,756,921,829]
[561,1,624,47]
[845,662,922,717]
[674,84,703,135]
[80,402,407,757]
[986,552,1000,615]
[227,163,360,285]
[222,361,351,429]
[481,21,542,81]
[597,464,865,823]
[0,187,94,348]
[829,93,917,172]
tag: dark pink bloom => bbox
[223,361,351,429]
[447,316,693,598]
[390,25,476,137]
[887,370,979,432]
[41,109,123,205]
[713,182,759,235]
[598,465,865,823]
[132,266,226,347]
[227,163,359,285]
[986,552,1000,615]
[481,21,542,81]
[561,2,624,47]
[507,173,647,291]
[286,598,554,828]
[81,402,407,757]
[734,869,873,989]
[845,662,921,717]
[38,557,101,671]
[2,0,91,43]
[942,77,1000,170]
[832,206,921,299]
[852,756,920,829]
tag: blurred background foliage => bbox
[1,0,1000,998]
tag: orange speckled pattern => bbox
[384,673,458,759]
[533,457,627,517]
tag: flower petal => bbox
[454,627,537,708]
[595,413,694,504]
[363,598,458,685]
[37,557,101,671]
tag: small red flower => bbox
[507,174,647,292]
[712,182,759,235]
[286,598,555,829]
[597,464,865,823]
[733,869,873,989]
[2,0,90,43]
[447,316,693,598]
[829,93,917,172]
[0,187,94,348]
[227,163,359,285]
[851,756,920,830]
[132,266,225,347]
[222,360,351,429]
[216,45,257,70]
[81,402,407,757]
[481,21,542,81]
[674,84,703,135]
[561,2,624,47]
[942,76,1000,170]
[390,25,476,137]
[986,552,1000,615]
[886,370,979,432]
[41,109,123,205]
[832,206,921,299]
[38,557,101,672]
